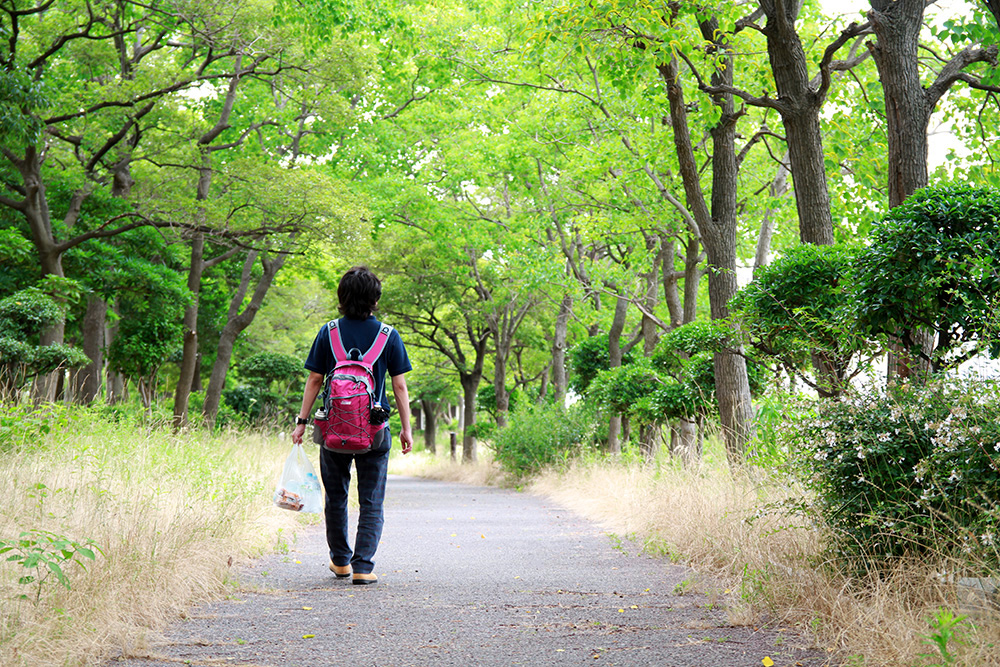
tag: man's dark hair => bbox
[338,266,382,319]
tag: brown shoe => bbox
[352,573,377,586]
[329,561,351,578]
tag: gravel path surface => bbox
[107,475,834,667]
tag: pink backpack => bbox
[314,320,393,454]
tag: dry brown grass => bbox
[525,458,1000,666]
[390,448,509,487]
[0,420,305,666]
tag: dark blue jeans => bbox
[319,432,390,575]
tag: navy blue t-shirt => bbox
[304,316,411,409]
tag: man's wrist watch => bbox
[295,417,309,425]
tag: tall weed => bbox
[0,406,301,666]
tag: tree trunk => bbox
[641,233,662,357]
[868,0,934,380]
[682,236,701,325]
[759,1,835,246]
[106,298,126,405]
[662,239,683,328]
[203,248,290,425]
[493,347,510,430]
[421,399,437,454]
[173,231,205,428]
[678,418,699,467]
[868,1,928,210]
[664,28,756,467]
[72,296,107,404]
[605,292,629,454]
[552,292,572,405]
[754,159,789,274]
[460,373,481,462]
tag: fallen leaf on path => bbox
[302,634,315,639]
[762,658,774,667]
[302,606,312,610]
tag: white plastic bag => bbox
[273,443,323,513]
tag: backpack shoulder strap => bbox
[360,323,393,366]
[327,319,348,362]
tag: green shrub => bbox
[567,334,635,393]
[854,184,1000,369]
[239,352,302,389]
[788,379,1000,569]
[489,402,594,482]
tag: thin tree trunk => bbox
[173,231,205,428]
[421,399,437,454]
[106,297,126,405]
[203,248,290,425]
[662,239,683,328]
[754,159,789,274]
[606,292,629,454]
[552,292,572,405]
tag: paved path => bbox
[109,476,833,666]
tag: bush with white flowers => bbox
[787,379,1000,569]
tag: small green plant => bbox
[488,402,593,481]
[672,579,694,596]
[920,607,967,666]
[0,530,100,604]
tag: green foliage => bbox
[654,320,732,359]
[589,358,694,424]
[787,379,1000,569]
[0,403,73,452]
[108,318,183,381]
[732,243,867,365]
[0,288,87,397]
[0,66,48,147]
[748,391,794,467]
[106,262,187,400]
[920,608,968,667]
[583,320,770,428]
[568,334,635,393]
[489,402,594,481]
[476,383,524,419]
[30,343,89,376]
[239,352,302,389]
[0,529,99,604]
[222,385,295,426]
[854,184,1000,368]
[224,353,303,425]
[0,288,63,338]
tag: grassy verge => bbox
[0,407,310,666]
[401,436,1000,666]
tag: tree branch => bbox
[925,44,1000,109]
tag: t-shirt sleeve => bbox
[386,329,412,377]
[304,324,332,375]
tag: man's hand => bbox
[291,423,306,445]
[391,373,414,455]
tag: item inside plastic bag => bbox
[273,443,323,513]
